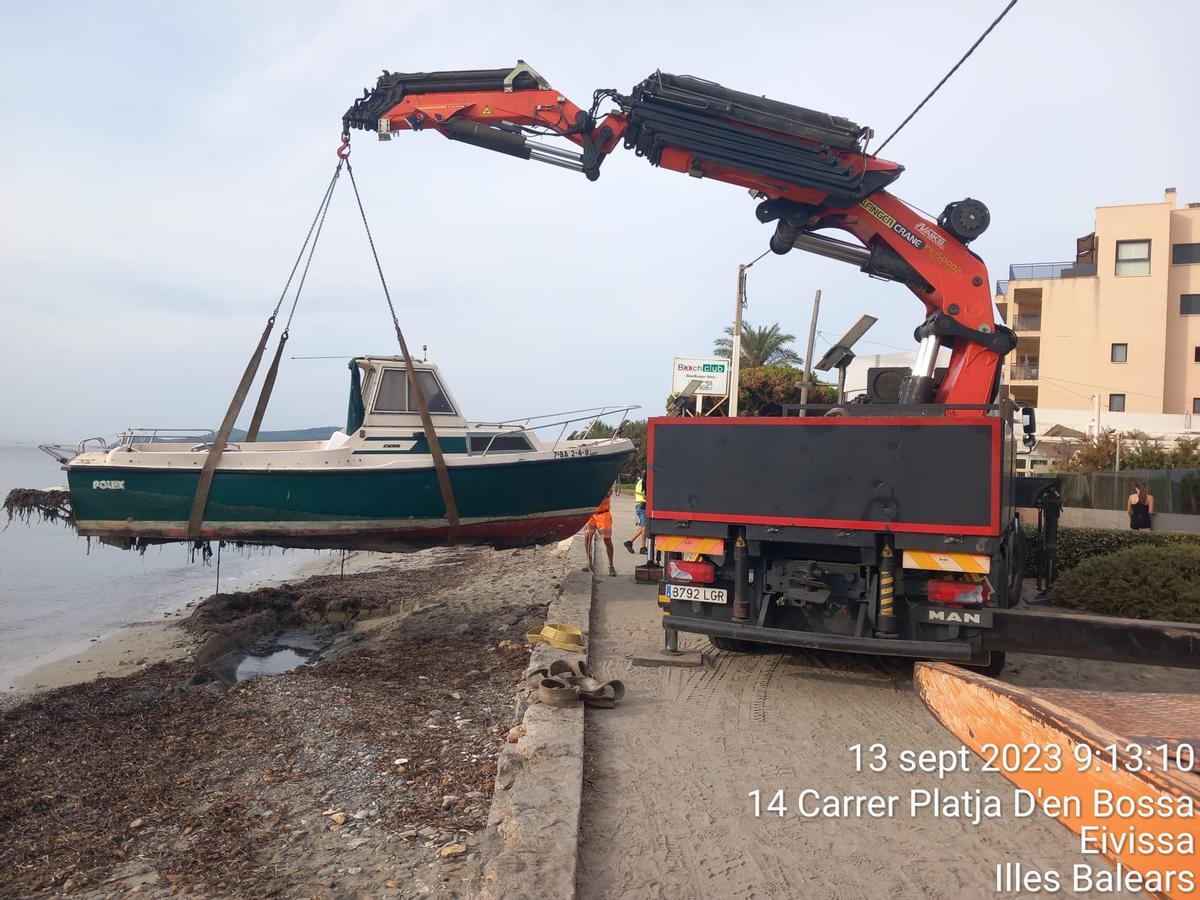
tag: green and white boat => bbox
[48,357,635,551]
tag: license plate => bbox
[915,604,994,628]
[665,584,728,604]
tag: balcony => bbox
[1007,261,1097,281]
[1009,363,1039,381]
[1012,314,1041,331]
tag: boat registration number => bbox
[665,584,728,604]
[553,447,591,458]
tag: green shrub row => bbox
[1051,545,1200,623]
[1020,524,1200,576]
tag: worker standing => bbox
[624,469,648,555]
[583,495,617,576]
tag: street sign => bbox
[671,358,730,397]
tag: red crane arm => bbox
[343,64,1014,408]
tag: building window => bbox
[1195,346,1200,363]
[1173,243,1200,264]
[1194,398,1200,415]
[1110,343,1128,363]
[1109,393,1126,412]
[1115,239,1151,276]
[1182,295,1200,315]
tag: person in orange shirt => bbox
[582,494,617,576]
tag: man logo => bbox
[92,480,125,490]
[928,609,982,625]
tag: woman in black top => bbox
[1127,482,1154,531]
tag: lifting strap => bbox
[187,162,345,539]
[345,154,461,544]
[246,164,342,441]
[186,316,275,539]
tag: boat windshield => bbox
[374,369,455,415]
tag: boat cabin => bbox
[344,357,536,454]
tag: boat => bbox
[44,357,636,551]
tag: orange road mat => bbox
[915,662,1198,898]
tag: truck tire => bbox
[709,635,765,653]
[1005,528,1025,608]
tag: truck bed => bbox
[648,415,1001,536]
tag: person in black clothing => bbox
[1127,481,1154,531]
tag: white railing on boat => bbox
[39,429,220,464]
[473,404,640,453]
[119,427,218,447]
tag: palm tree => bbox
[714,320,803,367]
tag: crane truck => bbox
[342,63,1199,674]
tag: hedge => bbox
[1051,544,1200,623]
[1020,524,1200,576]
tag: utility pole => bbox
[730,264,746,416]
[798,289,822,414]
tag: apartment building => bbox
[995,188,1200,416]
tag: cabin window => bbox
[361,367,377,405]
[469,433,532,453]
[414,370,454,414]
[373,369,455,414]
[374,370,410,412]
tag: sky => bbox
[2,0,1198,443]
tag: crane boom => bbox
[343,62,1015,407]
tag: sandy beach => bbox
[0,539,575,897]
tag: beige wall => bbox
[998,192,1200,416]
[1165,206,1200,413]
[1091,199,1172,413]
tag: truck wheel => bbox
[963,651,1006,678]
[709,636,764,653]
[1005,528,1025,608]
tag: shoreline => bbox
[3,549,401,702]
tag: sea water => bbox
[0,444,316,689]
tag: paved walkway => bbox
[575,496,1103,899]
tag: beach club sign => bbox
[671,357,730,397]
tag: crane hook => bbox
[337,133,351,159]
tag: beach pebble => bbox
[129,818,145,829]
[329,813,347,825]
[439,842,467,859]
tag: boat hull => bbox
[67,448,631,551]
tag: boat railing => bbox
[116,427,218,448]
[473,404,640,454]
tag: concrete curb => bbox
[480,539,593,900]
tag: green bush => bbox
[1020,524,1200,576]
[1051,544,1200,622]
